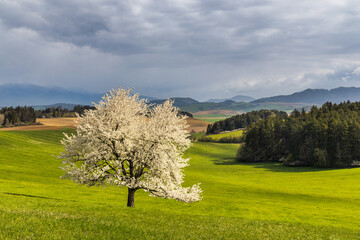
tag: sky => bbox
[1,0,360,101]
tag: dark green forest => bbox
[0,105,95,127]
[206,109,288,134]
[0,106,36,126]
[237,101,360,167]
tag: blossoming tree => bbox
[59,88,202,207]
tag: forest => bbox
[237,101,360,167]
[0,106,36,126]
[0,105,95,127]
[206,109,288,134]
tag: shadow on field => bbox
[251,163,332,173]
[3,192,61,200]
[212,159,333,172]
[212,158,240,165]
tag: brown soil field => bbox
[0,118,77,131]
[194,110,243,116]
[186,117,210,132]
[0,117,209,133]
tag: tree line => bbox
[36,105,96,118]
[206,109,288,134]
[0,105,95,127]
[0,106,36,126]
[237,101,360,167]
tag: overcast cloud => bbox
[1,0,360,100]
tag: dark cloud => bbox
[1,0,360,100]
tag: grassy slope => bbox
[1,130,360,239]
[193,115,228,123]
[195,118,226,123]
[207,130,243,140]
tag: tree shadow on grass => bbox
[212,158,241,165]
[3,192,78,202]
[251,162,334,173]
[3,192,60,200]
[212,158,339,173]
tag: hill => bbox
[252,87,360,104]
[150,97,199,107]
[0,84,157,107]
[207,95,255,103]
[0,130,360,239]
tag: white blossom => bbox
[59,88,202,206]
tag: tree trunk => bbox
[127,188,136,207]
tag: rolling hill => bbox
[3,85,360,114]
[252,87,360,104]
[1,130,360,239]
[206,95,255,103]
[149,97,199,107]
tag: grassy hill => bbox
[207,130,244,140]
[1,129,360,239]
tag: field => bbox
[0,117,210,133]
[1,129,360,239]
[179,101,306,114]
[207,130,243,140]
[193,117,227,123]
[0,118,77,131]
[193,110,242,123]
[185,117,210,132]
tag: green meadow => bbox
[1,129,360,239]
[196,118,227,123]
[193,114,229,122]
[207,130,243,140]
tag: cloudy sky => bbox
[1,0,360,100]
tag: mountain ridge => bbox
[0,84,157,107]
[252,87,360,104]
[207,95,255,103]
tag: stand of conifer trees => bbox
[237,101,360,167]
[0,105,97,127]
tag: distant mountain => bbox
[150,97,199,107]
[252,87,360,104]
[207,95,255,103]
[32,103,79,110]
[229,95,255,102]
[0,84,157,107]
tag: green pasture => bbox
[196,118,227,123]
[208,130,243,140]
[194,114,231,118]
[1,129,360,239]
[193,114,230,123]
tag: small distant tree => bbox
[59,88,202,207]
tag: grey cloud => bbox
[1,0,360,100]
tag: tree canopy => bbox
[59,88,202,207]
